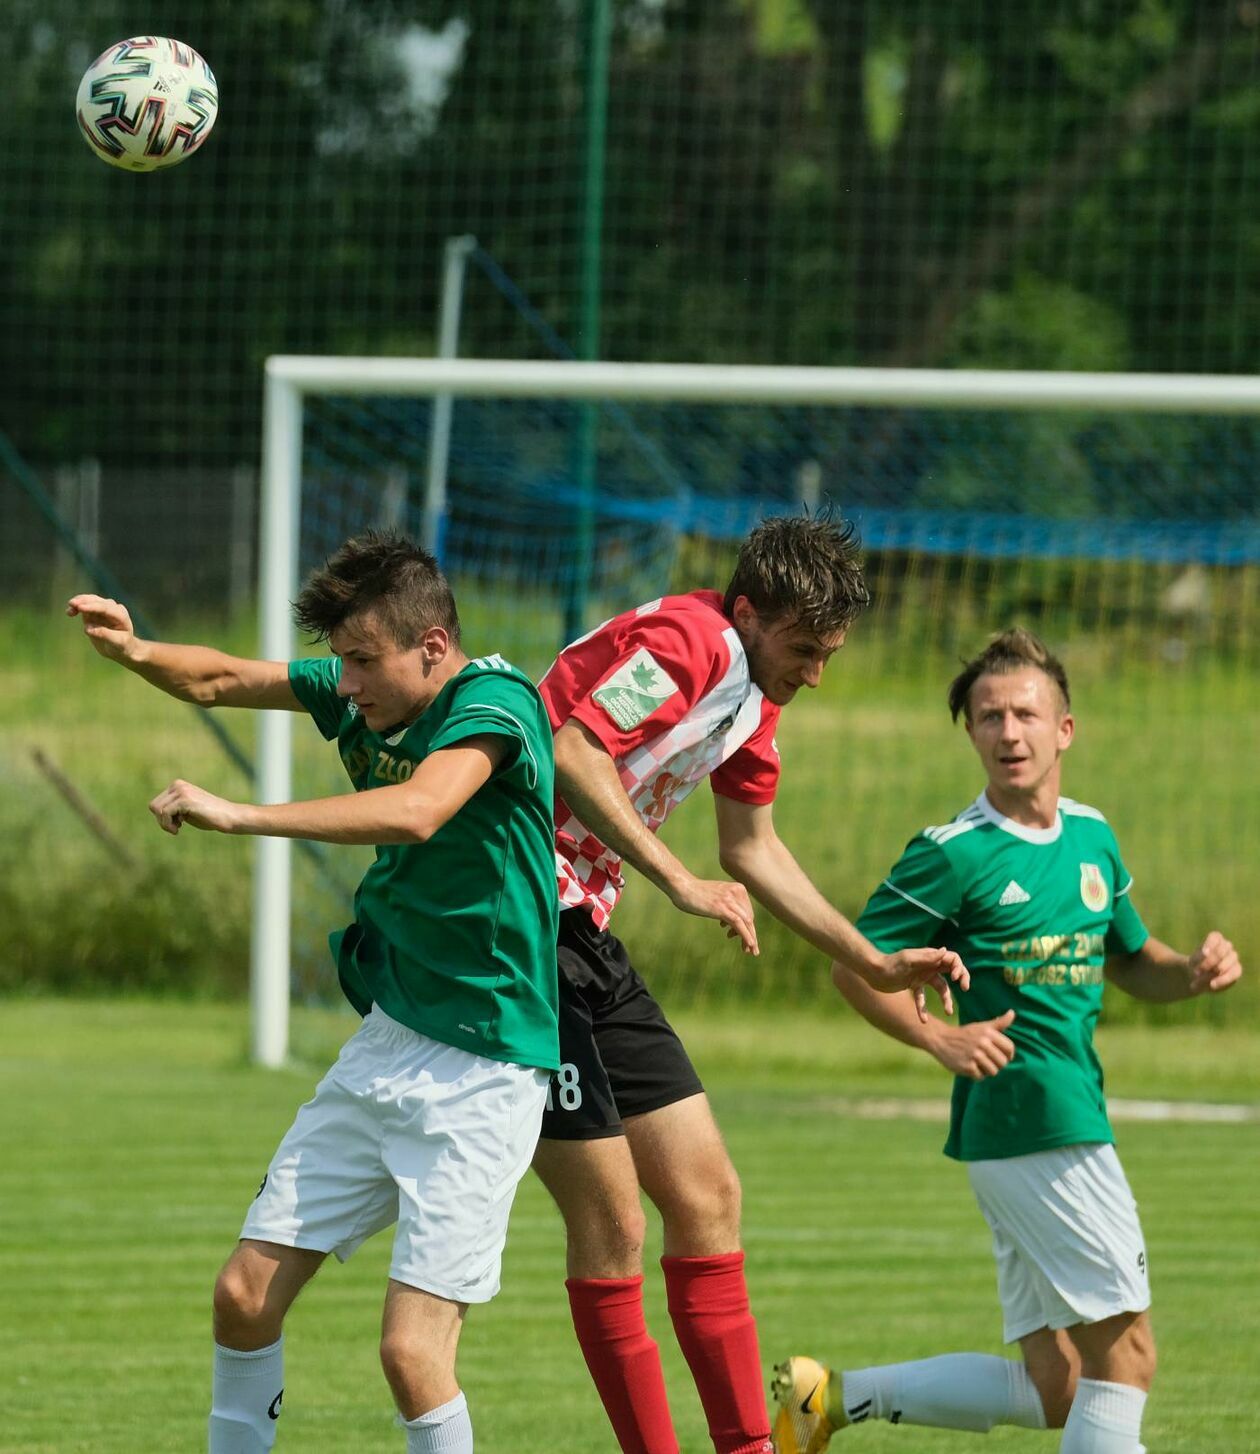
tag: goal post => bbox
[252,368,303,1067]
[254,356,1260,1065]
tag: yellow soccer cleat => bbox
[771,1356,838,1454]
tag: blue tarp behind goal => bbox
[300,393,1260,584]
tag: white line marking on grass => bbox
[812,1097,1260,1124]
[1110,1098,1260,1123]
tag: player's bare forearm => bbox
[718,821,883,974]
[130,640,298,708]
[1107,931,1242,1002]
[151,740,505,843]
[1105,937,1193,1001]
[830,960,941,1049]
[151,780,436,842]
[239,789,439,843]
[554,721,759,952]
[554,720,695,899]
[67,592,297,708]
[830,961,1015,1080]
[713,794,968,1011]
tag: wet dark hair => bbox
[293,529,460,647]
[948,627,1070,723]
[722,508,871,636]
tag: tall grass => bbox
[4,592,1256,1024]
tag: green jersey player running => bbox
[68,531,559,1454]
[771,628,1242,1454]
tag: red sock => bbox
[661,1252,772,1454]
[566,1276,680,1454]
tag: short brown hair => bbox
[948,627,1070,723]
[294,530,460,647]
[722,508,871,636]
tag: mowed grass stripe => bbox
[2,1000,1258,1451]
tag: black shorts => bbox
[540,908,705,1141]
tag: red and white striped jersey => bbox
[539,590,781,928]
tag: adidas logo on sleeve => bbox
[999,880,1032,906]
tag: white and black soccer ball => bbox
[76,36,218,173]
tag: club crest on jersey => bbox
[1079,862,1109,912]
[592,648,681,730]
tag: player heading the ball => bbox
[531,508,970,1454]
[69,530,559,1454]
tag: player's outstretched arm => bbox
[150,736,508,842]
[67,593,300,710]
[713,794,968,1015]
[1106,930,1243,1003]
[554,719,759,954]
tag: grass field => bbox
[3,999,1258,1453]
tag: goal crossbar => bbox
[266,355,1260,413]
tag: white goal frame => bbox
[254,356,1260,1065]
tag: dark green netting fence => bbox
[3,0,1258,1010]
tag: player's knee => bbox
[570,1197,648,1270]
[708,1157,743,1227]
[617,1199,650,1259]
[213,1262,272,1338]
[658,1156,742,1242]
[379,1326,450,1399]
[378,1327,412,1388]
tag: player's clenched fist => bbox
[66,593,140,664]
[150,779,242,836]
[933,1009,1017,1080]
[1188,930,1242,994]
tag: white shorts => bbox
[967,1142,1151,1344]
[241,1006,549,1304]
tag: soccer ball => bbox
[76,37,218,172]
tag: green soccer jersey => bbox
[288,652,560,1072]
[857,792,1149,1161]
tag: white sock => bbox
[842,1353,1046,1432]
[209,1338,284,1452]
[1060,1378,1147,1453]
[401,1391,473,1452]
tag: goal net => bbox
[253,358,1260,1064]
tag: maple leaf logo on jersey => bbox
[592,648,682,730]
